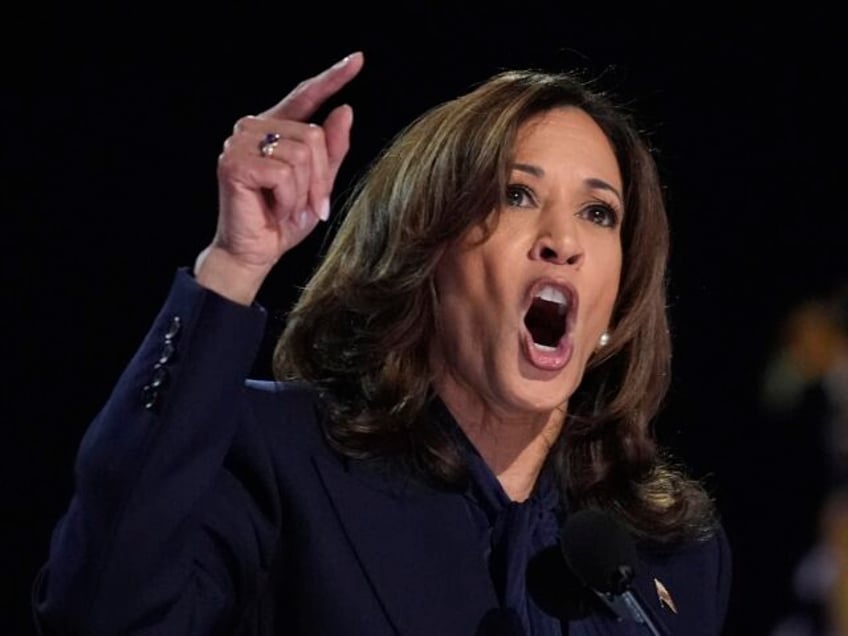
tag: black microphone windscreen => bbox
[525,545,596,620]
[560,509,638,594]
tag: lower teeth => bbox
[533,343,557,352]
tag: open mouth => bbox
[524,284,572,349]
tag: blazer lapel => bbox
[313,453,499,636]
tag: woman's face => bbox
[431,107,623,419]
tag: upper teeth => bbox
[535,285,569,306]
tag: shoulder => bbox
[244,378,323,408]
[634,526,732,635]
[238,379,331,455]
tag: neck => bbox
[437,383,566,502]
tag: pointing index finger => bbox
[263,52,364,123]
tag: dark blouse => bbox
[435,400,564,635]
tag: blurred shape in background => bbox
[762,286,848,635]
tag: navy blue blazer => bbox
[33,270,731,635]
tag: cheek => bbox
[435,246,500,319]
[432,250,513,371]
[433,258,481,352]
[599,285,619,327]
[589,251,623,328]
[605,256,623,307]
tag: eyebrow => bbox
[512,163,623,206]
[513,162,545,178]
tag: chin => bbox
[501,376,577,415]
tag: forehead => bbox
[513,108,621,188]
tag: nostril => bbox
[541,246,557,261]
[539,246,580,265]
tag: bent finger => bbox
[322,103,354,181]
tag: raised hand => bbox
[195,52,364,304]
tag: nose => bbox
[529,213,584,267]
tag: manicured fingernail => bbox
[320,198,330,222]
[333,55,350,69]
[298,210,311,229]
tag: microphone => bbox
[525,545,598,620]
[560,509,671,636]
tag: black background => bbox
[5,6,845,635]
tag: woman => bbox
[33,52,730,635]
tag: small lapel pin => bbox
[654,578,678,614]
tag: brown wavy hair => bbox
[274,69,716,543]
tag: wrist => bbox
[193,245,271,306]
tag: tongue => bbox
[524,298,566,347]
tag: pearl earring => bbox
[598,331,611,347]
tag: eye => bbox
[580,202,620,228]
[504,183,536,208]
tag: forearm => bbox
[34,269,273,635]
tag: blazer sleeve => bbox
[32,268,281,636]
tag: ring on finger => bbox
[258,132,281,158]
